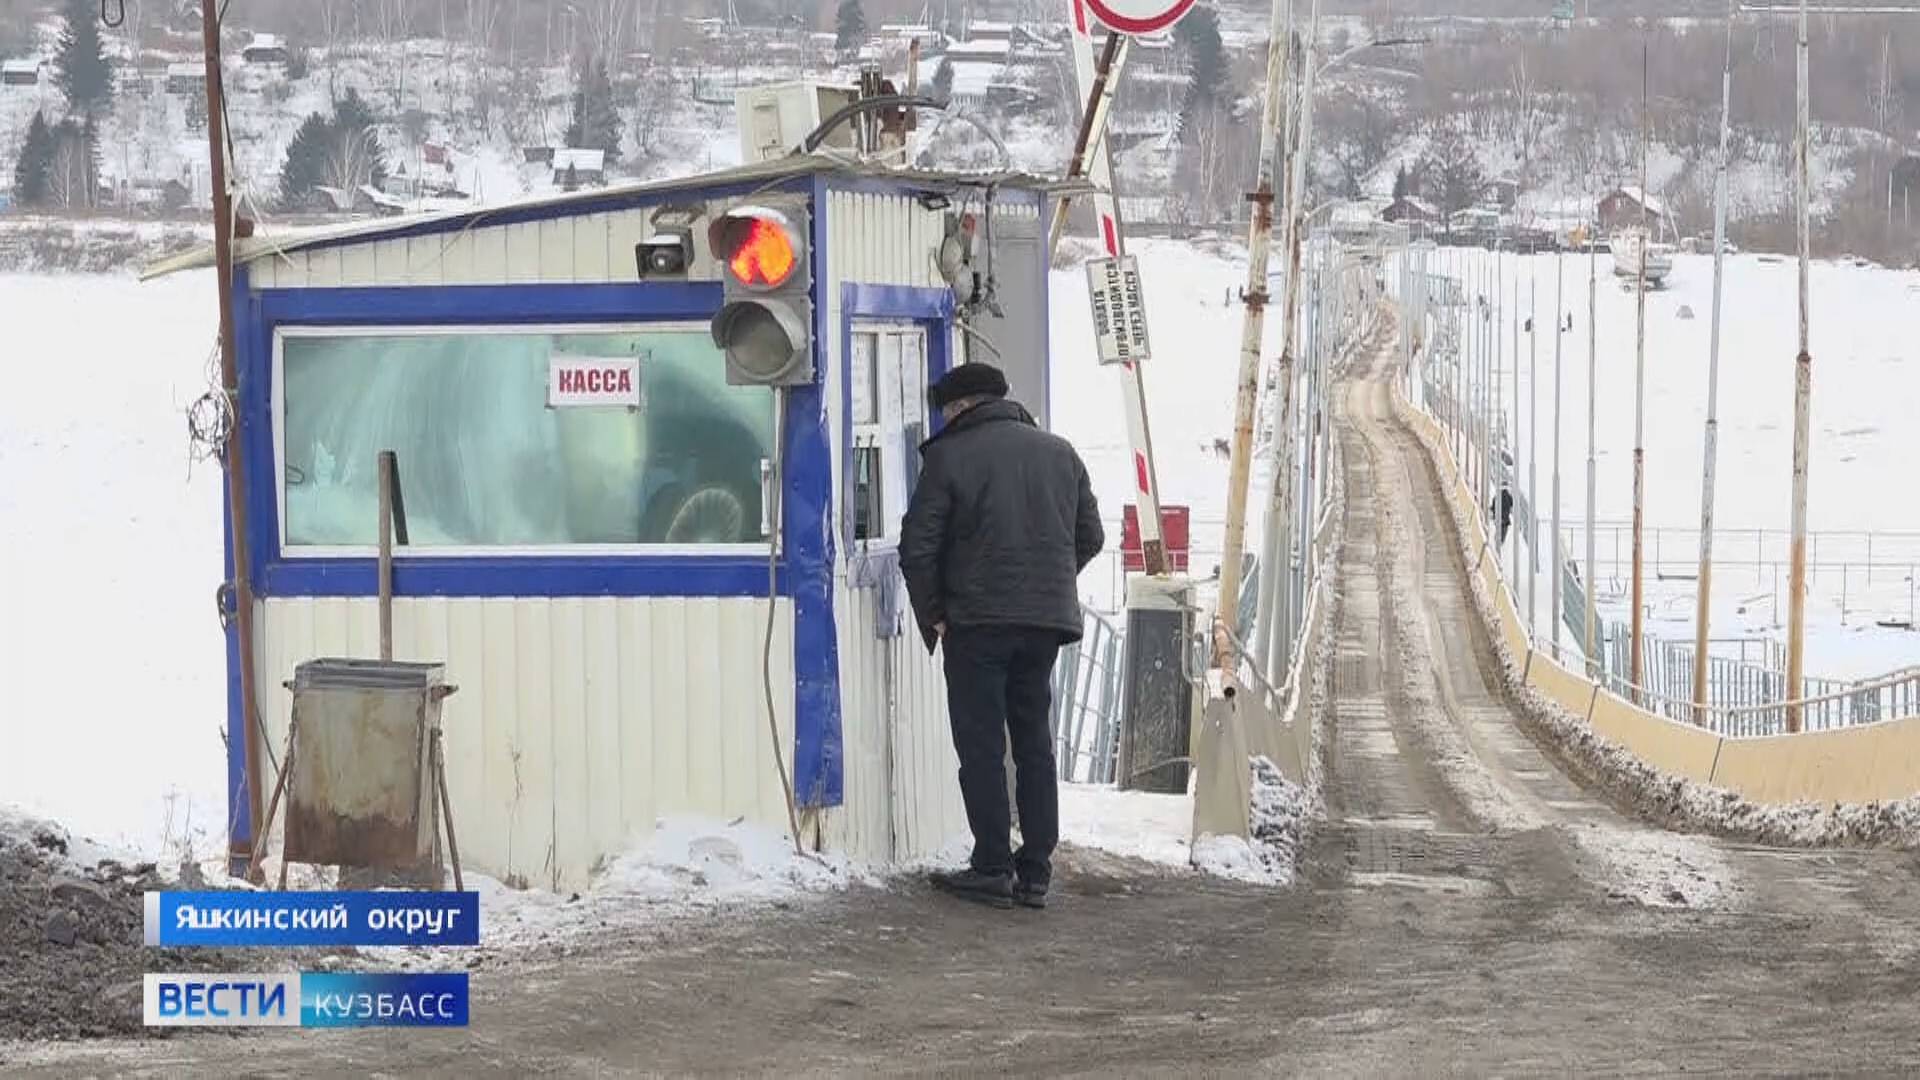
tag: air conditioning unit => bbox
[736,81,858,163]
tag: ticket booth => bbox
[151,157,1060,888]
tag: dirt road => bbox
[14,340,1920,1077]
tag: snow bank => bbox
[1060,778,1302,886]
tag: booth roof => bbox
[142,155,1087,281]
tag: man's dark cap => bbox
[928,362,1010,409]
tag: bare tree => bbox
[1509,54,1544,185]
[49,131,91,209]
[323,126,383,196]
[631,68,682,161]
[317,0,351,103]
[580,0,634,68]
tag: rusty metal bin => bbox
[283,658,451,871]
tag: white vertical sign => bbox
[1085,255,1151,365]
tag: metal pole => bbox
[1585,226,1599,676]
[1214,0,1295,676]
[1528,255,1539,634]
[1552,242,1565,656]
[203,0,265,879]
[1045,34,1128,259]
[1786,0,1814,732]
[1513,249,1523,587]
[1694,3,1735,721]
[1630,40,1650,698]
[1259,0,1319,682]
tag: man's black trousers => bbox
[941,624,1060,886]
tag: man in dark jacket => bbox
[901,362,1104,910]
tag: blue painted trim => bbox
[239,281,787,599]
[222,469,249,860]
[277,177,817,260]
[790,173,842,808]
[260,557,786,598]
[257,282,722,326]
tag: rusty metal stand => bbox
[246,706,299,886]
[432,726,464,892]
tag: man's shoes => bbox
[929,867,1014,909]
[1012,880,1048,910]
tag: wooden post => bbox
[379,451,396,662]
[203,0,266,880]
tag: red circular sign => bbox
[1083,0,1199,35]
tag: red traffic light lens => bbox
[727,218,797,287]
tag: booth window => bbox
[277,325,776,552]
[849,324,928,546]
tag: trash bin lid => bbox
[292,657,446,692]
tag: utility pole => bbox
[1630,40,1651,698]
[1257,0,1321,683]
[1694,2,1735,722]
[1585,227,1599,677]
[1785,0,1813,732]
[1527,257,1539,634]
[1215,0,1295,675]
[1551,240,1565,656]
[200,0,264,880]
[1512,251,1523,586]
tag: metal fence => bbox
[1562,520,1920,628]
[1051,608,1127,783]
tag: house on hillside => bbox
[242,33,290,64]
[1597,185,1665,231]
[1382,195,1437,225]
[2,58,42,87]
[166,62,204,95]
[552,148,606,191]
[1486,175,1520,210]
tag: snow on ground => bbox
[360,816,869,964]
[0,271,228,859]
[1058,780,1294,885]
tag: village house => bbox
[1596,185,1666,231]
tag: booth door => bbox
[850,323,944,859]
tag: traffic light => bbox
[708,201,814,386]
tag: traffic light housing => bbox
[708,201,814,386]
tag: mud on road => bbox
[13,337,1920,1077]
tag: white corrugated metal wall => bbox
[252,597,795,893]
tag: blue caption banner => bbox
[144,973,469,1028]
[144,891,480,948]
[300,973,470,1028]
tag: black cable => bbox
[799,94,946,155]
[100,0,123,28]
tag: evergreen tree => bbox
[280,112,337,206]
[1393,164,1411,200]
[835,0,867,52]
[278,90,389,208]
[1176,4,1227,142]
[12,112,55,207]
[565,61,621,166]
[932,57,955,104]
[54,0,113,118]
